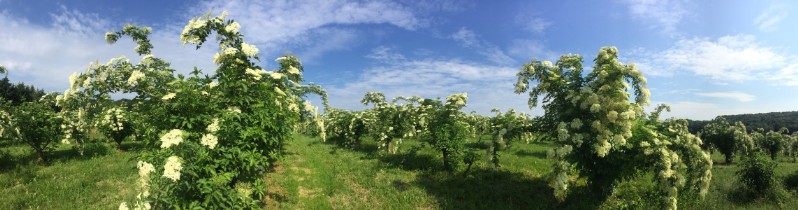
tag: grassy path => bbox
[265,134,560,209]
[265,135,440,209]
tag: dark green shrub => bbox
[737,152,777,193]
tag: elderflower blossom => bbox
[137,161,155,197]
[541,61,553,68]
[213,53,222,64]
[159,129,183,148]
[161,93,176,100]
[201,134,218,149]
[274,87,286,96]
[205,118,220,133]
[223,47,238,56]
[287,66,300,75]
[209,81,218,88]
[227,106,241,114]
[245,68,262,80]
[119,202,129,210]
[241,43,258,57]
[127,70,145,86]
[607,111,618,123]
[225,21,240,34]
[162,156,182,181]
[268,72,285,80]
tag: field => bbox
[3,134,798,209]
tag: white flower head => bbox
[245,68,262,80]
[209,81,218,88]
[201,134,218,149]
[162,156,182,181]
[241,43,259,57]
[119,202,129,210]
[161,93,176,100]
[206,118,220,133]
[127,70,145,86]
[225,21,240,34]
[159,129,183,148]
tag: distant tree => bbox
[700,117,752,163]
[760,128,789,160]
[0,66,46,105]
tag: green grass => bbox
[4,135,798,209]
[0,142,140,210]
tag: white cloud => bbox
[621,0,690,35]
[451,27,478,47]
[695,91,756,102]
[330,51,537,115]
[753,2,788,32]
[366,46,406,63]
[448,27,519,64]
[0,8,220,92]
[191,0,424,61]
[0,0,434,92]
[517,17,551,33]
[507,39,558,61]
[632,34,798,85]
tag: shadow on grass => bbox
[413,168,574,210]
[0,141,144,172]
[514,149,548,159]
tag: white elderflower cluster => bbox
[161,92,176,100]
[445,93,468,107]
[241,42,258,57]
[201,118,220,149]
[245,68,263,80]
[201,134,218,149]
[225,21,240,34]
[127,70,145,86]
[102,108,126,132]
[160,129,183,148]
[287,66,300,75]
[268,72,285,80]
[227,106,242,114]
[162,156,182,181]
[209,81,218,88]
[136,161,155,197]
[206,118,220,133]
[274,87,286,96]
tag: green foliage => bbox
[514,47,712,209]
[11,102,63,162]
[736,152,778,194]
[324,108,368,148]
[98,107,134,148]
[484,109,535,169]
[422,93,470,172]
[55,11,321,208]
[360,92,424,153]
[0,77,47,105]
[700,117,752,163]
[758,128,789,160]
[688,111,798,134]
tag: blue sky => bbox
[1,0,797,120]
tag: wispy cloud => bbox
[621,0,690,35]
[632,34,798,85]
[516,16,551,34]
[753,2,788,32]
[191,0,427,61]
[695,91,756,102]
[449,27,515,64]
[451,27,479,47]
[331,48,536,115]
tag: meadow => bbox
[3,134,798,209]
